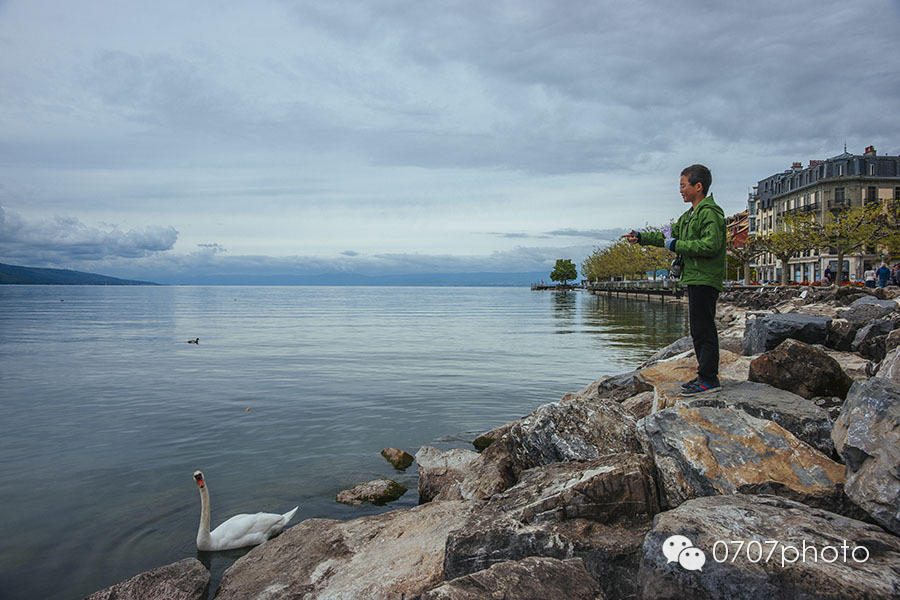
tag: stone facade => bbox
[749,146,900,283]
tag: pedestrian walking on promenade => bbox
[876,262,891,288]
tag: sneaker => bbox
[680,380,721,396]
[680,377,700,390]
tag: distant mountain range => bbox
[0,263,557,286]
[0,263,158,285]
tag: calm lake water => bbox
[0,285,688,599]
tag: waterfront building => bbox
[750,145,900,283]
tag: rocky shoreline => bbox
[86,285,900,600]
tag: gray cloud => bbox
[1,1,898,276]
[0,204,178,263]
[543,228,628,240]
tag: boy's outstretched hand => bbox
[622,230,639,244]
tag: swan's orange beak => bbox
[194,473,205,488]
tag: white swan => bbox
[193,470,298,551]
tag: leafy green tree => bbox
[727,234,765,284]
[760,213,816,285]
[550,259,577,286]
[796,203,892,285]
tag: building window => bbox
[895,187,900,201]
[834,187,845,204]
[867,186,877,203]
[869,163,875,176]
[839,164,845,176]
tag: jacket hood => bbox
[694,194,724,218]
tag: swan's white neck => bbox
[197,484,212,549]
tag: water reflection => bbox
[551,291,577,333]
[580,293,689,362]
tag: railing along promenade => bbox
[586,279,683,302]
[584,280,795,302]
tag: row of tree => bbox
[732,201,900,285]
[578,200,900,285]
[580,230,674,282]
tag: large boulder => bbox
[622,391,654,419]
[472,422,514,452]
[636,349,751,392]
[826,317,858,351]
[876,346,900,384]
[482,454,660,524]
[823,348,871,381]
[421,557,604,600]
[842,295,899,325]
[415,446,479,503]
[683,380,834,456]
[636,406,847,512]
[742,313,831,355]
[851,316,897,359]
[639,494,900,600]
[215,500,471,600]
[444,511,649,600]
[832,378,900,535]
[444,454,657,599]
[748,338,853,400]
[84,558,209,600]
[458,397,641,500]
[639,335,694,368]
[579,370,650,402]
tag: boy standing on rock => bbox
[623,164,726,395]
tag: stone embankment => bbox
[87,285,900,600]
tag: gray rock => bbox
[84,558,209,600]
[886,328,900,352]
[826,317,858,351]
[636,406,847,512]
[851,315,896,352]
[622,391,654,419]
[684,380,834,456]
[876,346,900,384]
[336,478,407,505]
[832,378,900,535]
[843,296,899,325]
[742,313,831,355]
[444,511,649,600]
[215,500,471,600]
[639,336,694,368]
[580,370,651,402]
[415,446,479,503]
[421,557,604,600]
[748,338,853,400]
[381,447,414,470]
[458,397,641,500]
[483,454,660,524]
[639,494,900,600]
[472,422,514,452]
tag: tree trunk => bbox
[743,261,750,284]
[835,250,844,285]
[780,255,790,286]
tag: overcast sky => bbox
[2,0,899,282]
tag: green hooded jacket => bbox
[639,194,726,291]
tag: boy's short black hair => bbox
[681,164,712,195]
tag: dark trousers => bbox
[687,285,720,382]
